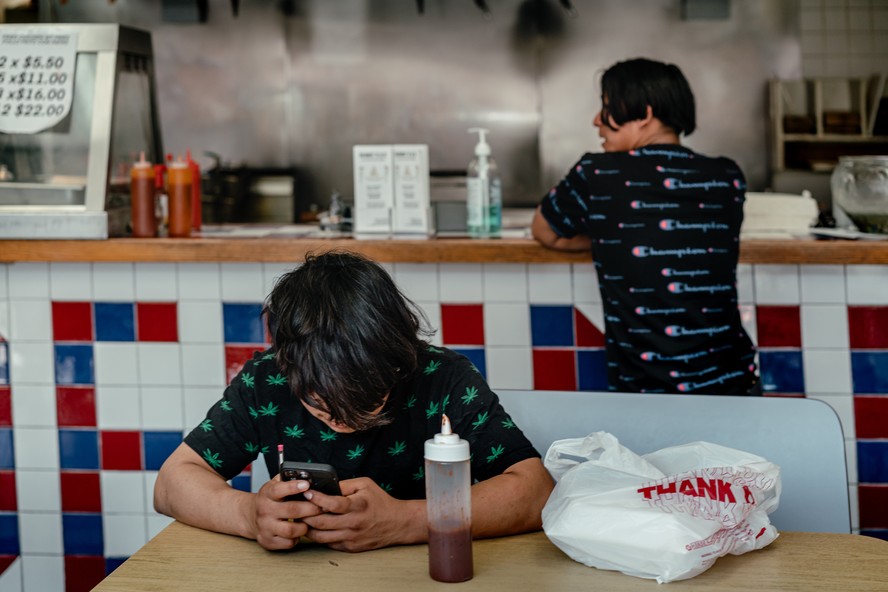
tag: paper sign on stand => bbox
[392,144,431,235]
[353,145,394,235]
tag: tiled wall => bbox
[800,0,888,78]
[1,260,887,591]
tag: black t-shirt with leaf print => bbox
[184,346,541,500]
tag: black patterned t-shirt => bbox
[539,145,756,394]
[184,346,540,499]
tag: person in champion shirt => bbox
[531,57,758,395]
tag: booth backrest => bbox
[496,389,851,534]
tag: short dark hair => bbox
[263,250,431,430]
[600,58,696,136]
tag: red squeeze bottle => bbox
[186,149,202,231]
[130,151,157,237]
[167,157,193,238]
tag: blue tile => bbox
[105,556,129,575]
[452,348,486,380]
[143,431,183,471]
[59,429,99,470]
[0,514,19,554]
[530,305,574,347]
[54,344,94,385]
[851,351,888,394]
[0,429,13,469]
[758,350,805,394]
[94,302,136,342]
[223,303,265,344]
[0,342,8,384]
[577,350,608,391]
[857,441,888,483]
[860,530,888,542]
[231,474,251,492]
[62,513,103,555]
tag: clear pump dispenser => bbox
[466,127,502,238]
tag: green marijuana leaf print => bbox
[266,373,287,386]
[425,400,440,419]
[202,448,222,469]
[387,441,407,456]
[320,429,338,442]
[220,400,233,412]
[346,445,365,460]
[259,353,274,363]
[380,483,393,493]
[423,360,441,375]
[260,445,269,454]
[245,442,260,454]
[258,402,280,417]
[284,425,305,439]
[486,444,505,463]
[502,418,515,429]
[461,386,479,405]
[241,373,255,388]
[248,406,259,419]
[472,411,489,430]
[427,346,444,354]
[199,419,213,432]
[412,466,425,480]
[403,394,417,409]
[441,394,450,409]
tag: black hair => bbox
[263,250,432,430]
[599,57,696,136]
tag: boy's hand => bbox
[252,476,323,550]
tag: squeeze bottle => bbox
[130,151,157,238]
[167,157,193,238]
[424,414,473,583]
[466,127,502,238]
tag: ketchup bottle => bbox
[167,157,192,238]
[424,414,473,582]
[130,151,157,238]
[186,149,202,231]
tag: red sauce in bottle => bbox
[167,159,192,238]
[130,153,157,238]
[428,525,473,583]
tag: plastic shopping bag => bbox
[541,432,781,583]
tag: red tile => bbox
[858,485,888,529]
[441,304,485,346]
[755,305,801,347]
[849,307,888,349]
[60,471,101,512]
[855,396,888,439]
[57,386,97,427]
[0,387,10,426]
[136,302,178,342]
[64,556,107,592]
[0,471,15,511]
[100,431,143,470]
[575,308,605,347]
[52,302,94,342]
[225,346,262,385]
[532,349,577,390]
[0,557,15,578]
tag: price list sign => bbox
[0,30,78,134]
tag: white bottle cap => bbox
[468,127,491,157]
[424,414,470,462]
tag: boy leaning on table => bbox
[154,250,554,552]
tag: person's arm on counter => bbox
[531,205,592,251]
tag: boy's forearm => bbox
[469,458,554,538]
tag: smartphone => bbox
[280,461,342,501]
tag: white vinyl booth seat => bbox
[496,390,852,534]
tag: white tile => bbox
[12,427,59,469]
[148,513,175,540]
[104,513,149,556]
[528,264,573,304]
[801,304,850,349]
[572,263,601,304]
[486,347,533,390]
[846,265,888,304]
[177,263,221,300]
[101,470,147,513]
[178,301,223,343]
[575,303,604,334]
[96,385,141,429]
[483,263,528,303]
[93,262,135,301]
[181,344,225,387]
[801,265,846,304]
[0,265,7,300]
[20,555,63,592]
[416,302,442,346]
[11,385,56,428]
[15,470,61,512]
[140,386,185,430]
[802,349,853,394]
[94,342,139,385]
[394,263,440,302]
[49,263,92,301]
[144,470,159,514]
[138,343,182,386]
[845,440,858,485]
[0,556,22,592]
[848,484,859,531]
[8,343,54,386]
[0,301,9,342]
[263,262,297,296]
[753,264,800,304]
[184,386,225,429]
[18,512,62,553]
[9,299,51,342]
[737,263,754,304]
[808,393,856,440]
[135,263,178,301]
[739,304,758,345]
[484,303,531,347]
[221,263,265,301]
[8,263,49,299]
[439,264,483,302]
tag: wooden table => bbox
[93,522,888,591]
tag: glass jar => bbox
[830,156,888,234]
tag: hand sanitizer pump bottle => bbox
[466,128,502,238]
[425,414,473,582]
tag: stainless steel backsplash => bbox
[47,0,801,209]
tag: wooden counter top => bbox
[2,235,888,264]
